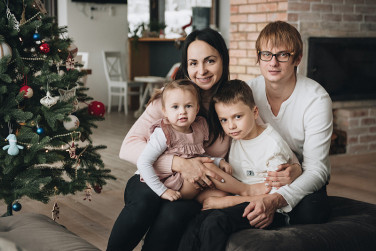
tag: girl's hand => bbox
[172,156,223,189]
[161,189,181,201]
[266,163,302,187]
[219,159,232,175]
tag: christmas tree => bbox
[0,0,114,216]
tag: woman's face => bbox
[187,40,223,91]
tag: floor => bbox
[1,111,375,251]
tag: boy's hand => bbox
[161,189,181,201]
[219,159,233,175]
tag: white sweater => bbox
[247,74,333,212]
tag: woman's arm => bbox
[119,99,164,165]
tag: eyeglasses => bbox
[258,51,294,62]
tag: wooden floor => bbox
[1,111,376,251]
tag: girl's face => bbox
[162,88,200,133]
[215,101,259,140]
[187,40,223,91]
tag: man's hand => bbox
[161,189,181,201]
[266,163,302,188]
[242,193,286,229]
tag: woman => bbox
[106,28,301,251]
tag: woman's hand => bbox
[266,163,302,188]
[161,189,181,201]
[172,156,223,189]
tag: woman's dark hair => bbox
[176,28,230,145]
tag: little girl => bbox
[137,79,269,202]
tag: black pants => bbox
[178,186,331,251]
[106,174,201,251]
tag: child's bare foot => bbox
[241,182,271,196]
[202,196,229,210]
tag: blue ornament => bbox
[36,127,44,135]
[12,202,22,212]
[33,32,40,40]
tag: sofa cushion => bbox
[0,213,100,251]
[226,196,376,251]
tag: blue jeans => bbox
[106,174,201,251]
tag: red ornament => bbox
[39,43,50,53]
[88,101,105,117]
[93,184,102,194]
[20,85,33,98]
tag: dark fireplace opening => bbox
[307,37,376,101]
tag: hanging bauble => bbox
[59,88,79,112]
[63,115,80,131]
[68,43,78,58]
[12,201,22,212]
[88,101,105,117]
[2,134,24,155]
[40,91,59,108]
[20,85,34,98]
[39,43,50,53]
[0,42,12,63]
[93,184,102,194]
[36,127,44,135]
[33,31,40,41]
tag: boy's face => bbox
[259,41,301,86]
[162,88,199,133]
[215,100,259,140]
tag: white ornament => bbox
[63,115,80,131]
[59,87,79,112]
[0,42,12,62]
[40,91,59,108]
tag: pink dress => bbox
[149,116,209,190]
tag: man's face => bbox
[258,42,301,86]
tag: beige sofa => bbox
[0,213,99,251]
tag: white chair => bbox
[76,52,89,86]
[102,51,144,115]
[77,52,89,69]
[133,62,181,118]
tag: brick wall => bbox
[229,0,376,80]
[334,107,376,154]
[229,0,288,80]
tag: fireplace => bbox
[307,37,376,102]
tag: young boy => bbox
[201,79,299,210]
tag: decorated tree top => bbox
[0,0,114,216]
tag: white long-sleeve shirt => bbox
[247,74,333,212]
